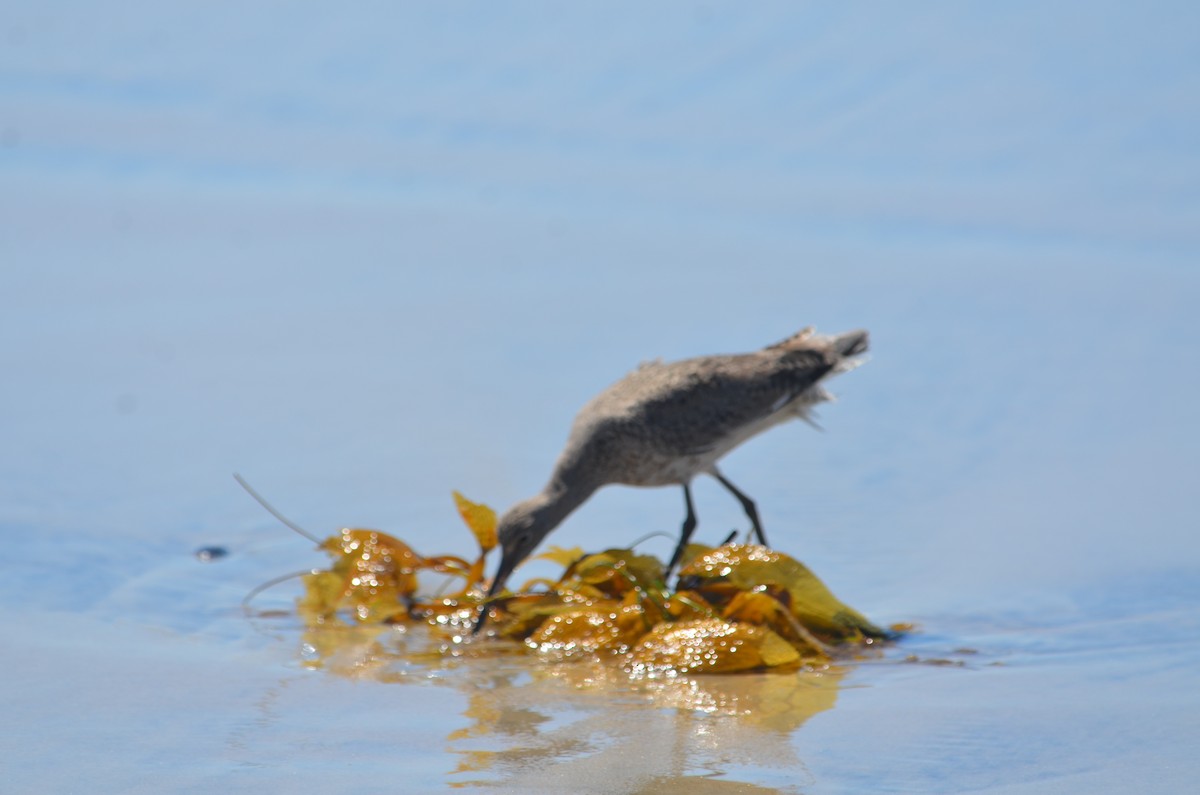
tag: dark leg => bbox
[666,483,698,575]
[712,470,769,548]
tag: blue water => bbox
[3,4,1199,792]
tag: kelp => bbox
[253,486,898,674]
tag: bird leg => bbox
[666,483,699,575]
[712,471,769,548]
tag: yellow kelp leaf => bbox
[758,628,805,668]
[526,603,649,661]
[722,587,788,625]
[677,542,713,571]
[662,591,717,623]
[297,569,348,622]
[568,551,623,587]
[300,528,422,624]
[723,587,832,658]
[486,591,609,639]
[602,548,667,591]
[561,548,666,596]
[411,553,486,607]
[534,545,585,567]
[613,588,656,635]
[680,544,889,641]
[452,491,497,553]
[628,618,801,675]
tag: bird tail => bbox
[828,329,869,375]
[831,329,869,358]
[768,327,869,359]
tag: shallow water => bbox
[3,4,1199,793]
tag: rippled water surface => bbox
[3,4,1199,793]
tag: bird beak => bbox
[470,603,492,635]
[471,543,522,635]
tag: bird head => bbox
[471,496,553,634]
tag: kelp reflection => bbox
[286,617,847,791]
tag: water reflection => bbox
[287,617,846,791]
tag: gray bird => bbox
[473,327,869,633]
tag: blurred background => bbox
[2,3,1198,792]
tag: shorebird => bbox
[473,327,869,633]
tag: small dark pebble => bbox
[195,546,229,562]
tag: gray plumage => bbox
[473,327,868,633]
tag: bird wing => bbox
[621,351,833,458]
